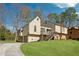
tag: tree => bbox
[12,4,31,42]
[20,6,31,25]
[11,4,21,42]
[0,4,4,25]
[60,12,67,26]
[0,24,14,41]
[0,4,6,40]
[47,13,60,40]
[0,25,5,40]
[34,8,41,17]
[65,7,77,28]
[59,12,67,39]
[48,13,59,24]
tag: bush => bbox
[1,36,5,41]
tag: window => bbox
[46,29,51,34]
[47,29,50,32]
[37,18,39,20]
[34,25,36,32]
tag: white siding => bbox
[55,25,67,34]
[29,16,41,35]
[20,32,23,36]
[28,36,40,42]
[22,25,29,36]
[41,26,51,29]
[62,27,67,34]
[55,25,61,33]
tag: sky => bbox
[1,3,79,32]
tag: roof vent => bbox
[37,18,39,20]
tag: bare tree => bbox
[20,6,31,25]
[0,4,7,40]
[34,8,41,18]
[0,4,4,27]
[11,4,21,42]
[12,4,31,42]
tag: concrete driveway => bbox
[0,43,24,56]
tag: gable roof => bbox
[21,16,42,29]
[21,16,67,29]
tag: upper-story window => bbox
[34,25,36,32]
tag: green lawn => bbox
[20,40,79,56]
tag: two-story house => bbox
[18,16,68,42]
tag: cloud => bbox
[55,3,68,8]
[76,12,79,14]
[67,3,77,7]
[55,3,77,8]
[76,12,79,16]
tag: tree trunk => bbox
[15,28,18,42]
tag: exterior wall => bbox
[41,26,51,29]
[22,25,29,36]
[68,28,79,39]
[20,32,23,36]
[29,16,41,35]
[28,36,40,42]
[55,25,67,34]
[55,25,61,33]
[62,27,68,34]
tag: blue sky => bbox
[2,3,79,32]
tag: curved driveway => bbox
[0,43,24,56]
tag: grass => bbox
[0,39,15,43]
[20,40,79,56]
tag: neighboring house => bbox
[18,16,68,42]
[68,27,79,40]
